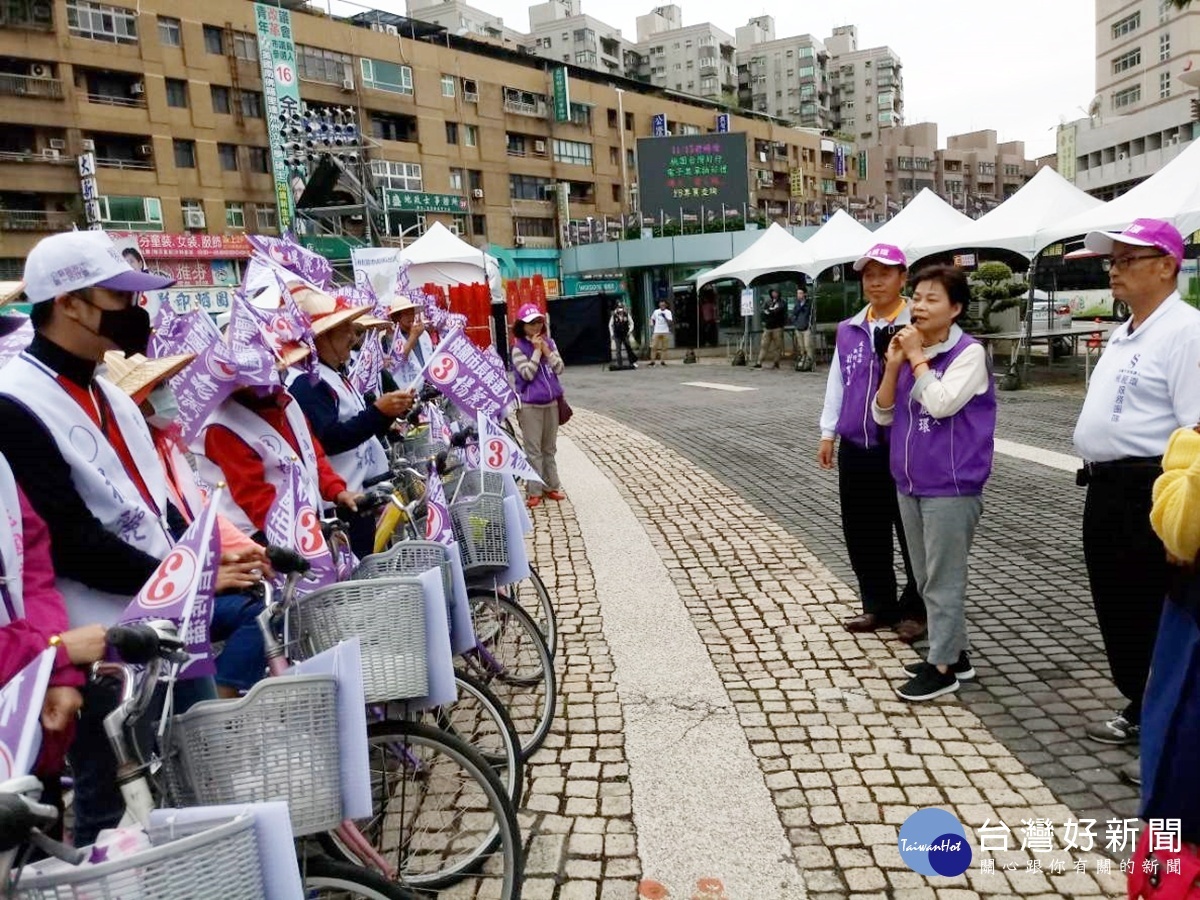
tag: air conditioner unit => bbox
[130,82,145,96]
[28,63,50,79]
[758,151,768,162]
[515,236,526,245]
[81,139,95,152]
[371,22,385,32]
[472,188,484,199]
[41,148,60,160]
[385,24,399,35]
[184,209,206,229]
[137,143,154,157]
[341,77,355,92]
[48,138,66,150]
[534,139,547,153]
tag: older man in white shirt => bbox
[1073,218,1200,784]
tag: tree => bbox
[969,261,1028,332]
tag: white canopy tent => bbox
[1039,137,1200,246]
[694,223,810,289]
[867,188,974,261]
[905,167,1103,262]
[796,210,875,278]
[399,221,503,297]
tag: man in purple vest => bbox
[817,243,925,642]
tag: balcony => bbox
[0,148,74,165]
[0,209,76,231]
[0,72,63,100]
[503,88,547,118]
[0,0,53,30]
[77,68,146,109]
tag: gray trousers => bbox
[516,402,561,496]
[896,493,983,666]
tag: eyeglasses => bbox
[1102,253,1165,273]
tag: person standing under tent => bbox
[755,289,788,369]
[649,299,674,366]
[792,286,814,372]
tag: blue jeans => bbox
[211,593,267,691]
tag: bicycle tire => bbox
[303,856,418,899]
[474,566,558,658]
[464,594,557,759]
[322,720,523,897]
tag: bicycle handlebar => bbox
[106,624,163,667]
[265,545,310,576]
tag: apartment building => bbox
[0,0,829,276]
[862,124,1035,219]
[403,0,523,47]
[1063,0,1200,197]
[825,25,904,145]
[525,0,639,80]
[635,5,737,103]
[736,31,831,132]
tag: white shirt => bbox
[872,326,990,426]
[818,303,913,439]
[1073,293,1200,462]
[650,309,673,335]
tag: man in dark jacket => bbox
[792,287,814,371]
[754,289,788,369]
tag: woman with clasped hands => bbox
[871,264,996,704]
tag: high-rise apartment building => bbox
[525,0,641,79]
[825,25,904,145]
[1063,0,1200,197]
[635,5,737,103]
[404,0,524,47]
[736,30,831,131]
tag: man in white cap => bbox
[1073,218,1200,784]
[817,242,925,642]
[0,230,264,844]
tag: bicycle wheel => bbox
[474,566,558,658]
[303,856,417,899]
[464,594,557,759]
[327,721,523,898]
[420,670,524,807]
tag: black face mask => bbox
[82,297,152,355]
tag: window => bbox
[232,31,258,61]
[609,146,619,165]
[552,139,592,166]
[607,108,618,128]
[1113,84,1141,108]
[360,58,412,94]
[173,139,196,169]
[624,112,633,130]
[67,0,137,43]
[445,122,458,144]
[158,15,180,46]
[468,169,483,191]
[218,143,238,171]
[611,183,622,202]
[203,24,224,54]
[98,195,163,228]
[509,174,552,200]
[211,85,231,115]
[441,75,455,97]
[1161,70,1172,98]
[1111,11,1140,38]
[240,90,263,118]
[165,78,188,109]
[1161,0,1173,23]
[462,78,478,101]
[370,113,418,143]
[1160,32,1170,61]
[255,204,277,230]
[506,133,526,155]
[181,198,203,224]
[248,147,269,173]
[449,168,464,191]
[464,125,479,147]
[471,214,486,236]
[798,65,815,78]
[298,45,352,84]
[225,202,245,229]
[1112,48,1141,74]
[514,216,556,237]
[371,160,423,192]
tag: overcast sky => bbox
[342,0,1096,158]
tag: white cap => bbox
[23,231,175,304]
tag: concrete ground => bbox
[499,356,1140,899]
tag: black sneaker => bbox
[1085,713,1140,746]
[1119,757,1141,786]
[904,652,975,681]
[896,666,959,702]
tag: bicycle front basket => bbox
[450,493,508,576]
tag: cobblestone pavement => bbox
[560,360,1137,838]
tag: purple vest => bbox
[512,337,563,406]
[891,333,996,497]
[834,319,885,449]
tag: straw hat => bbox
[356,313,393,329]
[389,295,420,317]
[103,351,197,404]
[289,283,369,337]
[0,281,25,307]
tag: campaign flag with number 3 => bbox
[424,466,455,545]
[264,458,339,595]
[477,411,543,484]
[116,486,223,677]
[414,326,516,422]
[0,649,56,780]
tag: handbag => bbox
[556,395,573,426]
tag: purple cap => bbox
[516,303,544,322]
[1084,218,1184,263]
[853,243,907,272]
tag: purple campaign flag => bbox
[427,401,451,446]
[264,458,339,596]
[245,232,334,290]
[116,486,223,677]
[152,307,219,360]
[347,328,384,396]
[240,267,318,378]
[415,326,517,422]
[0,316,33,371]
[424,466,454,545]
[477,410,542,484]
[0,649,56,780]
[224,291,287,388]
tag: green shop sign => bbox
[384,190,468,214]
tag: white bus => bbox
[1036,242,1199,320]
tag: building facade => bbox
[736,31,830,131]
[1062,0,1200,197]
[634,5,736,103]
[0,0,839,275]
[825,25,904,146]
[525,0,638,80]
